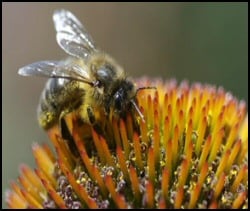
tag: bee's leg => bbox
[59,113,79,157]
[87,106,96,124]
[87,106,103,135]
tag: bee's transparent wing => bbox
[18,61,94,85]
[53,9,96,59]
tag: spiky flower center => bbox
[6,79,248,209]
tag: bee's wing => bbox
[18,61,94,85]
[53,9,96,59]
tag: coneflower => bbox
[6,78,248,209]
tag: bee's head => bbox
[109,80,155,122]
[109,80,135,116]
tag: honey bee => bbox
[18,9,145,135]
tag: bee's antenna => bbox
[130,86,156,123]
[130,99,145,123]
[135,86,157,95]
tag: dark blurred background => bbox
[2,2,247,208]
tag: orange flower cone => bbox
[6,78,248,209]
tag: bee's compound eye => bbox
[96,65,115,84]
[114,92,122,111]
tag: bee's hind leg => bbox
[87,106,96,124]
[87,106,103,135]
[59,111,79,157]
